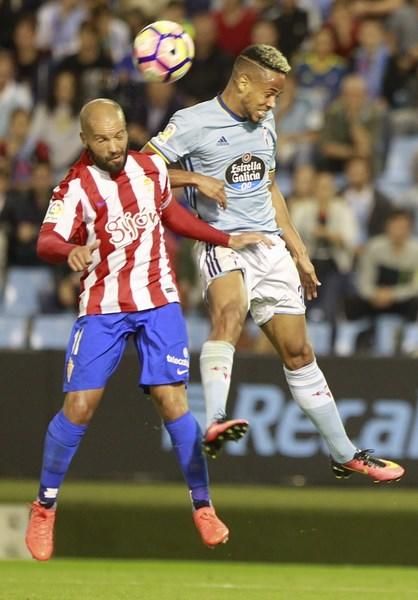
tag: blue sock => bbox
[38,410,87,507]
[165,411,210,509]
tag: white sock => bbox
[200,340,235,428]
[284,360,356,463]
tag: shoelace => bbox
[354,449,386,468]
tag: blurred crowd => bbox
[0,0,418,356]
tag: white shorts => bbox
[195,235,306,326]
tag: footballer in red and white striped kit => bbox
[26,99,271,562]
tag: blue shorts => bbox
[63,303,189,392]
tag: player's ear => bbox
[80,132,87,148]
[237,73,250,93]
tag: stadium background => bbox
[1,1,418,597]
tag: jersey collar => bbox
[216,95,246,122]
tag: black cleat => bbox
[203,418,249,459]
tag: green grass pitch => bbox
[1,559,418,600]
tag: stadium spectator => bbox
[324,0,360,60]
[56,21,114,104]
[273,0,309,61]
[90,3,131,65]
[185,0,211,16]
[213,0,258,57]
[0,108,48,190]
[293,27,347,110]
[120,6,147,43]
[286,164,317,212]
[386,0,418,54]
[350,0,406,18]
[382,37,418,110]
[36,0,88,61]
[291,171,357,324]
[299,0,327,29]
[12,14,51,104]
[341,156,393,253]
[317,74,387,174]
[351,19,390,99]
[251,0,280,20]
[275,74,322,175]
[0,0,42,48]
[0,161,53,268]
[343,209,418,351]
[160,0,190,30]
[177,11,233,105]
[28,70,83,182]
[0,165,14,289]
[397,151,418,236]
[250,19,280,47]
[0,50,32,140]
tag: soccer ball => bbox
[133,20,194,84]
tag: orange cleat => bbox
[193,506,229,549]
[203,418,249,459]
[25,501,56,561]
[331,449,405,483]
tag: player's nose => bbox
[108,140,119,154]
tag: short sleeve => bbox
[265,113,277,172]
[148,109,200,164]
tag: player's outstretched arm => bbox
[161,198,272,249]
[228,232,274,250]
[270,178,320,300]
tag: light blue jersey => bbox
[149,96,279,234]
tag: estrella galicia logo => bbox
[225,153,266,192]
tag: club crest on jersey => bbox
[225,153,266,192]
[105,209,159,247]
[157,123,176,145]
[66,357,74,382]
[43,199,64,223]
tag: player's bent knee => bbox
[282,342,314,370]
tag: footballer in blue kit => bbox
[25,98,270,561]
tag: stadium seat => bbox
[0,315,28,349]
[401,323,418,356]
[29,313,75,350]
[334,318,372,356]
[185,313,211,353]
[1,267,55,317]
[377,135,418,198]
[307,320,333,355]
[373,314,403,356]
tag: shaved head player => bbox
[25,98,271,560]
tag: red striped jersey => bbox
[42,150,180,316]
